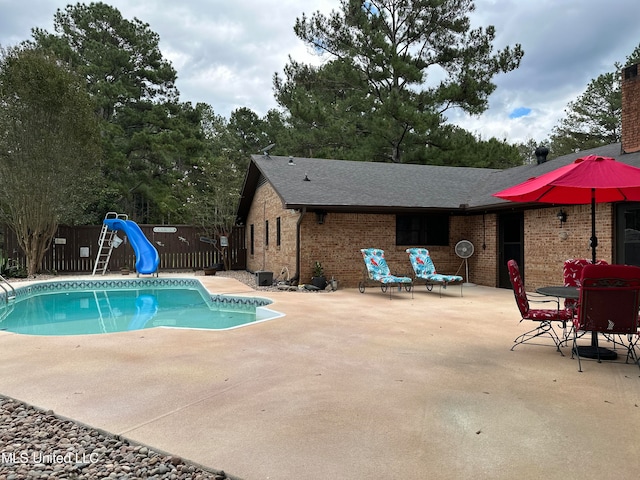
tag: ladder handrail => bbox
[0,282,8,305]
[0,301,14,323]
[105,211,128,221]
[0,274,16,304]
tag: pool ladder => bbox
[93,212,128,275]
[0,274,16,326]
[0,274,16,304]
[94,290,116,332]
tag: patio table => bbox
[536,285,617,360]
[535,286,578,299]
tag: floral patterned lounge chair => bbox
[405,248,463,297]
[359,248,413,299]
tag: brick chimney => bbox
[622,63,640,153]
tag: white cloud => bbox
[461,0,640,143]
[2,0,639,145]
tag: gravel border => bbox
[214,269,334,293]
[0,395,241,480]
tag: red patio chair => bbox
[561,258,609,344]
[571,264,640,372]
[507,260,573,354]
[563,258,608,309]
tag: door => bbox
[498,212,524,288]
[616,202,640,266]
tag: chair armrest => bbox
[528,295,560,309]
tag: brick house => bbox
[236,63,640,291]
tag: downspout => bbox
[295,207,306,282]
[262,200,266,271]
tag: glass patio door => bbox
[616,202,640,266]
[498,212,524,288]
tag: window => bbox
[250,224,254,255]
[396,214,450,246]
[276,217,281,246]
[265,220,269,246]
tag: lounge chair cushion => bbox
[361,248,412,284]
[406,248,462,284]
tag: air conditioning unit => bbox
[255,271,273,286]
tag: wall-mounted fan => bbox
[455,240,475,286]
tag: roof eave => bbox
[283,203,462,214]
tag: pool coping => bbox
[3,277,272,307]
[0,277,284,333]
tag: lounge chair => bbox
[359,248,413,299]
[405,248,463,297]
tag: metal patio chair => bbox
[359,248,413,299]
[507,260,573,354]
[571,264,640,372]
[562,258,608,309]
[406,248,463,297]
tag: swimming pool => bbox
[0,278,282,336]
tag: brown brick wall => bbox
[246,188,504,288]
[450,214,498,287]
[246,183,615,290]
[622,64,640,154]
[246,182,299,280]
[300,213,402,287]
[522,204,612,291]
[300,213,499,288]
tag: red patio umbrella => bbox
[493,155,640,263]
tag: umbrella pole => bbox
[589,187,602,350]
[590,188,597,264]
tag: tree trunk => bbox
[12,221,58,276]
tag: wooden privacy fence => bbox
[2,224,246,273]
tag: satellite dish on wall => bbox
[455,240,475,286]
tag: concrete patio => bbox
[0,275,639,479]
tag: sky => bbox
[1,0,639,145]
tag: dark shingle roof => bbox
[236,144,640,219]
[472,143,640,208]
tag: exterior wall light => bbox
[557,209,567,227]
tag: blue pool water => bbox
[0,278,280,336]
